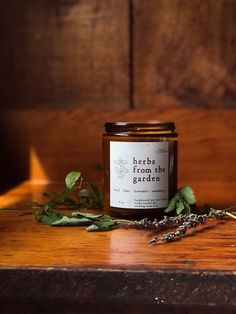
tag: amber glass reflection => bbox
[103,123,178,219]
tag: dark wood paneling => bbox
[0,0,130,109]
[1,0,236,110]
[133,0,236,108]
[1,109,236,185]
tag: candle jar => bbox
[103,122,178,219]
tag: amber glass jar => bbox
[103,122,178,219]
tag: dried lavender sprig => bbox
[131,216,184,232]
[208,209,226,218]
[132,214,208,233]
[150,214,207,243]
[149,211,226,244]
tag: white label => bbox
[110,141,169,209]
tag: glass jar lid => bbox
[105,121,175,133]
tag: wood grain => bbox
[0,183,235,312]
[1,109,235,185]
[133,0,236,108]
[0,0,130,109]
[1,1,236,111]
[0,182,235,271]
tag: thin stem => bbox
[226,212,236,220]
[222,205,236,212]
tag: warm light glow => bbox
[30,147,49,183]
[0,149,49,207]
[0,181,49,207]
[0,182,31,207]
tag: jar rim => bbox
[105,121,175,132]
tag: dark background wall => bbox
[1,0,236,110]
[0,0,235,185]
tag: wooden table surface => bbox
[0,182,235,314]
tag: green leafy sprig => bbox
[37,209,129,231]
[38,171,102,213]
[19,171,128,231]
[165,186,196,215]
[12,170,236,238]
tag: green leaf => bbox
[63,196,77,206]
[72,211,104,220]
[86,219,117,232]
[180,186,196,205]
[51,216,91,226]
[182,199,191,214]
[65,171,81,190]
[88,181,103,206]
[37,210,63,225]
[86,224,100,231]
[165,196,177,213]
[34,172,102,213]
[176,200,185,214]
[79,189,90,197]
[46,188,71,206]
[86,214,119,232]
[165,188,196,215]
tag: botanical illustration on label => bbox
[110,141,169,209]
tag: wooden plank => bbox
[2,205,235,271]
[0,182,236,269]
[0,270,235,313]
[133,0,236,108]
[0,183,235,313]
[0,0,130,109]
[1,108,235,185]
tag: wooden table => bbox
[0,182,235,314]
